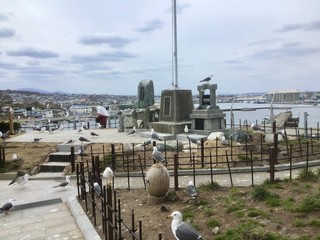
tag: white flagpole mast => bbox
[172,0,178,88]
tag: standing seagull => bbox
[102,167,114,186]
[52,176,70,190]
[251,122,263,131]
[9,170,30,188]
[187,135,201,145]
[152,146,167,164]
[184,125,189,134]
[169,211,204,240]
[200,74,213,83]
[151,128,163,141]
[127,126,136,135]
[0,199,16,215]
[142,138,152,147]
[186,181,198,199]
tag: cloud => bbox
[251,42,320,59]
[0,27,15,38]
[71,50,138,63]
[0,13,9,21]
[6,47,60,59]
[249,38,281,46]
[79,34,134,48]
[135,19,164,33]
[275,20,320,32]
[176,2,191,14]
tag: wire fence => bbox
[75,129,320,239]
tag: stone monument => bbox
[190,83,226,135]
[134,80,155,108]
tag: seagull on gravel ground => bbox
[52,176,70,190]
[168,211,204,240]
[186,180,198,199]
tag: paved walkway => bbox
[0,176,100,240]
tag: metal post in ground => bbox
[269,147,275,183]
[174,154,179,191]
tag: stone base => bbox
[147,194,166,205]
[151,121,192,136]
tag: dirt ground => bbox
[83,179,320,240]
[2,135,320,239]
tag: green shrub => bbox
[297,168,318,182]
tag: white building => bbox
[68,105,93,116]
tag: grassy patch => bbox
[296,189,320,213]
[297,168,319,182]
[198,181,220,191]
[214,220,285,240]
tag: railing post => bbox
[174,154,179,191]
[269,147,275,183]
[70,147,75,173]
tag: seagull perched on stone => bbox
[141,138,152,147]
[52,176,70,190]
[200,74,213,83]
[127,126,136,135]
[151,128,163,141]
[0,199,16,215]
[102,167,114,186]
[184,125,189,134]
[187,135,201,145]
[251,122,263,131]
[168,211,204,240]
[152,146,167,164]
[9,170,30,189]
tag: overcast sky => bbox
[0,0,319,95]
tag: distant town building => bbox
[69,105,93,116]
[266,90,320,103]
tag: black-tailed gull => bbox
[187,135,201,145]
[151,128,163,141]
[52,176,70,190]
[169,211,204,240]
[102,167,114,186]
[186,180,198,199]
[152,146,167,164]
[9,170,29,188]
[127,126,136,135]
[142,138,152,146]
[200,74,213,83]
[93,182,103,196]
[90,131,99,137]
[0,199,16,215]
[78,136,90,143]
[251,122,263,131]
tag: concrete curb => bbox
[67,196,101,240]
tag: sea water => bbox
[218,102,320,129]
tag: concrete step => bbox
[39,162,70,172]
[49,152,73,162]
